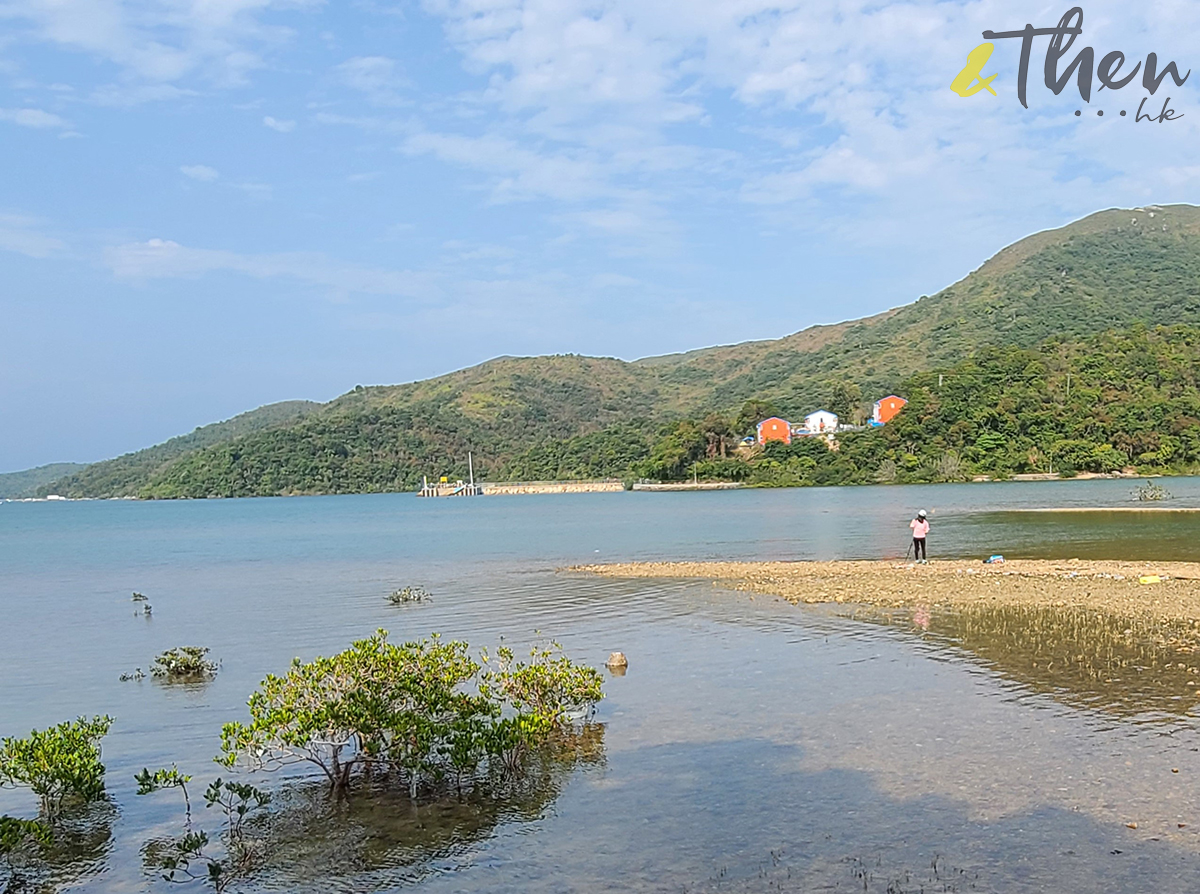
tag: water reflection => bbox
[2,802,115,893]
[139,726,605,894]
[866,603,1200,718]
[960,508,1200,561]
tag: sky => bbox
[2,0,1199,471]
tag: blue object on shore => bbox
[984,554,1004,564]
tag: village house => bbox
[756,417,792,445]
[872,395,907,425]
[803,410,838,434]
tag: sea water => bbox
[3,481,1200,892]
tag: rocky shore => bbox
[572,559,1200,622]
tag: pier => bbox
[418,452,483,497]
[418,477,482,497]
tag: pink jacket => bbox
[910,518,930,538]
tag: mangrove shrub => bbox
[0,716,113,819]
[142,776,271,893]
[152,646,219,680]
[219,630,602,797]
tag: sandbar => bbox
[572,559,1200,622]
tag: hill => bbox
[39,204,1200,498]
[0,463,88,499]
[629,324,1200,487]
[43,400,320,498]
[654,203,1200,414]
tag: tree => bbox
[637,421,707,480]
[735,399,780,437]
[825,381,862,421]
[700,413,735,459]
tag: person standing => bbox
[910,510,930,562]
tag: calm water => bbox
[3,480,1200,892]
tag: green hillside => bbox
[662,204,1200,415]
[43,400,320,498]
[39,204,1200,498]
[0,463,88,499]
[631,325,1200,487]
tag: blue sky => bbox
[3,0,1199,471]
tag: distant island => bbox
[24,204,1200,499]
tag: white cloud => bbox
[403,131,621,203]
[233,182,272,197]
[407,0,1200,273]
[313,112,408,134]
[334,55,408,104]
[180,164,220,181]
[0,0,314,90]
[106,238,435,299]
[0,108,68,128]
[0,213,64,257]
[262,115,295,132]
[90,83,198,107]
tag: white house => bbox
[803,410,839,433]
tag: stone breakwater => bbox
[572,559,1200,622]
[481,480,625,495]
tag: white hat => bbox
[917,509,927,518]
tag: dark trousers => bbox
[913,537,926,560]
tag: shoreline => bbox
[5,470,1194,503]
[572,559,1200,621]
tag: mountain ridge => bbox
[0,463,89,499]
[34,203,1200,498]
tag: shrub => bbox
[135,766,193,822]
[1134,481,1172,502]
[690,458,750,481]
[142,777,270,893]
[152,647,219,680]
[482,641,605,727]
[219,630,603,798]
[220,631,494,794]
[0,716,113,819]
[387,586,431,604]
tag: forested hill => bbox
[36,203,1200,498]
[613,325,1200,487]
[42,400,320,497]
[0,463,88,499]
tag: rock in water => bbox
[606,651,628,668]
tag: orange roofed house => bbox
[757,417,792,445]
[872,395,907,425]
